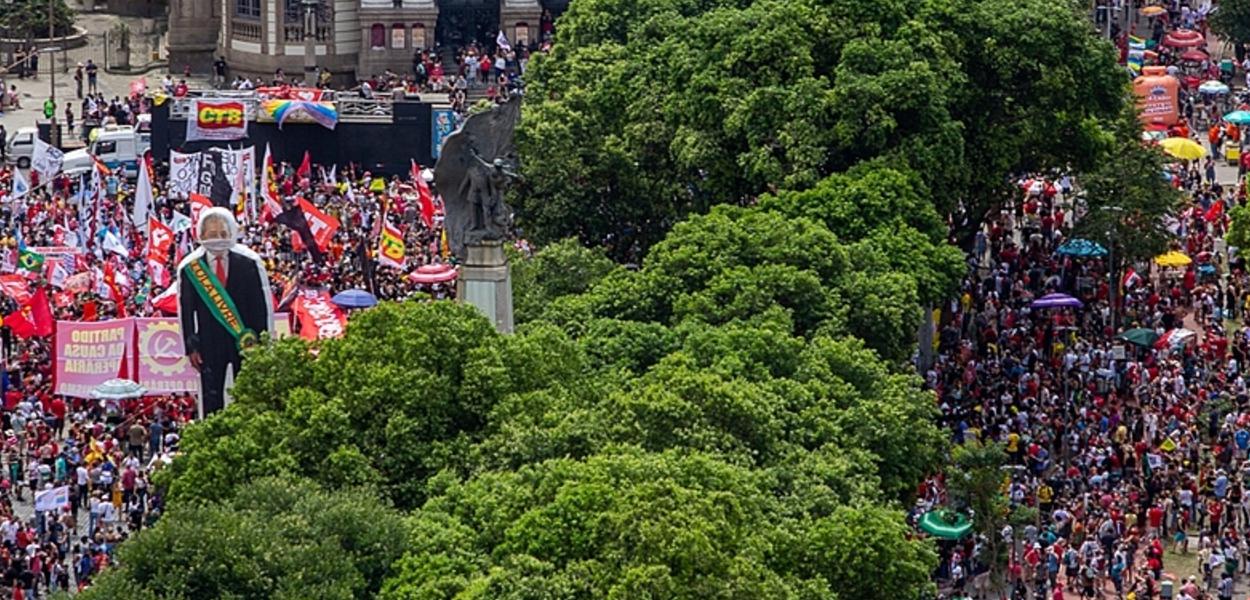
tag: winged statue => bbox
[433,96,522,260]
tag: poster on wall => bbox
[431,108,455,160]
[186,99,248,142]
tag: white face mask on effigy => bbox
[202,239,233,256]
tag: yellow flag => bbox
[1159,437,1177,452]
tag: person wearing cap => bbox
[177,208,274,417]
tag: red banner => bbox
[292,289,346,340]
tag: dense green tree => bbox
[1076,111,1182,267]
[81,477,406,600]
[382,449,936,600]
[510,239,618,324]
[516,0,1127,257]
[1211,0,1250,46]
[160,302,516,509]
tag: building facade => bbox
[169,0,568,83]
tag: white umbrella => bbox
[90,378,147,400]
[1199,80,1230,95]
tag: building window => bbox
[412,23,425,50]
[235,0,260,18]
[515,23,528,47]
[370,23,386,49]
[391,24,406,49]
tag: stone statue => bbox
[434,96,522,259]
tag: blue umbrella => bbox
[1056,238,1108,258]
[331,289,378,309]
[1225,110,1250,125]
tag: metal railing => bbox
[169,91,397,123]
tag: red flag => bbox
[413,162,436,229]
[147,217,175,286]
[0,274,31,304]
[152,284,179,315]
[189,193,213,238]
[103,262,127,318]
[1205,200,1224,223]
[295,150,312,181]
[3,310,35,338]
[27,287,52,336]
[5,287,52,338]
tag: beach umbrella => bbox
[331,288,378,309]
[1163,29,1206,48]
[1224,110,1250,125]
[1117,328,1160,348]
[1056,238,1108,258]
[1139,5,1166,16]
[1180,49,1209,62]
[1199,80,1230,95]
[90,379,147,400]
[1154,251,1192,267]
[918,510,973,540]
[1159,137,1208,160]
[1154,328,1197,349]
[408,263,459,284]
[1031,293,1083,309]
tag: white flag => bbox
[102,230,128,257]
[496,30,511,52]
[169,211,193,234]
[9,169,29,200]
[133,157,154,230]
[31,138,63,181]
[34,485,69,512]
[47,258,68,289]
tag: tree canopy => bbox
[513,0,1127,258]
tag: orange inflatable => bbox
[1133,66,1180,126]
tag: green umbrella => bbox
[1116,328,1159,348]
[918,509,973,540]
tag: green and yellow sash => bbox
[187,257,258,350]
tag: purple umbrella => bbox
[1030,293,1083,309]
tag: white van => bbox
[5,126,38,169]
[62,125,152,178]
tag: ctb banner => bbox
[186,99,248,142]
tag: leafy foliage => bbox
[1211,0,1250,46]
[81,477,406,600]
[515,0,1127,257]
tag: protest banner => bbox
[34,485,69,512]
[134,318,199,394]
[54,319,134,398]
[169,151,200,199]
[292,290,346,340]
[186,99,248,142]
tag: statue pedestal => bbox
[456,242,514,334]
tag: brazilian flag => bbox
[17,249,44,272]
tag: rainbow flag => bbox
[259,99,338,131]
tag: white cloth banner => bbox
[35,485,69,512]
[31,139,63,181]
[168,150,200,199]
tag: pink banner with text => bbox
[54,319,134,398]
[134,318,199,394]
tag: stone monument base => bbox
[456,242,514,334]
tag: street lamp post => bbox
[302,0,318,85]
